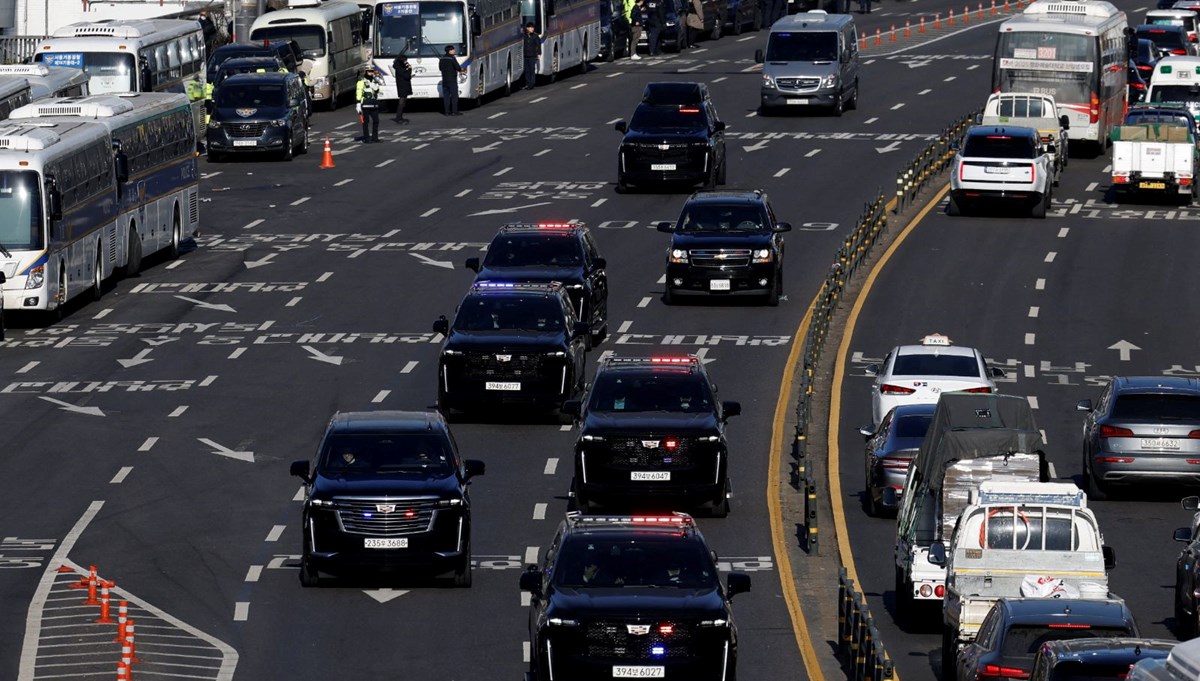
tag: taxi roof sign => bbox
[920,333,953,346]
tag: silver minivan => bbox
[755,11,859,116]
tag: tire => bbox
[752,8,762,30]
[1031,191,1047,219]
[711,18,722,40]
[732,14,743,34]
[710,483,730,517]
[947,195,962,217]
[847,80,858,111]
[663,285,675,305]
[831,90,844,117]
[90,253,103,303]
[1083,449,1109,501]
[765,270,780,306]
[298,126,309,155]
[281,133,294,161]
[942,627,958,681]
[894,568,913,629]
[571,477,591,513]
[505,64,514,96]
[167,210,182,260]
[299,550,321,587]
[125,224,143,277]
[325,80,338,111]
[617,173,630,194]
[1176,598,1195,640]
[207,150,223,163]
[717,158,727,185]
[550,50,559,83]
[703,163,717,190]
[452,540,472,587]
[577,39,589,75]
[50,268,66,323]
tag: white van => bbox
[250,0,367,109]
[1147,9,1200,46]
[1145,55,1200,109]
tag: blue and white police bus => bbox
[0,64,90,101]
[521,0,601,82]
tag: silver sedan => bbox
[859,403,936,517]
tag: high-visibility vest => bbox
[356,78,380,105]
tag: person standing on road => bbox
[628,0,645,59]
[685,0,703,50]
[644,0,665,56]
[356,67,382,142]
[392,54,413,123]
[522,22,542,89]
[857,0,871,14]
[439,45,464,116]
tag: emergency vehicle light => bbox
[658,624,674,635]
[651,356,699,364]
[571,513,695,525]
[678,107,701,113]
[538,222,574,228]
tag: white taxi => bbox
[866,334,1003,426]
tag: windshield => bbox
[892,353,980,377]
[215,82,286,108]
[318,432,454,476]
[1112,393,1200,420]
[483,234,582,267]
[994,32,1096,104]
[962,134,1037,159]
[765,31,838,62]
[0,171,43,251]
[1002,626,1133,656]
[375,1,468,58]
[251,26,324,58]
[554,535,718,588]
[1138,27,1186,48]
[1149,16,1190,28]
[587,370,714,413]
[207,47,268,77]
[453,294,564,332]
[677,204,768,231]
[630,104,707,131]
[36,52,135,94]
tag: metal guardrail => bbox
[0,37,43,65]
[839,568,896,681]
[892,112,977,214]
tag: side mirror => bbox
[1175,527,1193,543]
[464,257,480,272]
[713,121,726,132]
[974,113,983,125]
[754,48,764,63]
[46,184,62,222]
[859,425,875,439]
[464,459,486,479]
[433,316,449,336]
[1184,496,1200,511]
[614,120,627,133]
[774,221,792,232]
[655,221,674,233]
[574,321,590,337]
[928,542,947,565]
[1059,114,1070,130]
[864,363,879,377]
[562,399,582,417]
[1076,399,1093,412]
[726,571,751,599]
[990,366,1006,378]
[114,151,130,184]
[471,13,482,36]
[1102,545,1116,570]
[519,567,544,593]
[950,141,961,152]
[593,256,607,269]
[289,460,311,481]
[722,401,741,418]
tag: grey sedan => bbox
[860,403,936,517]
[1078,376,1200,500]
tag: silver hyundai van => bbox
[755,11,860,116]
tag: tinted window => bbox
[483,235,583,267]
[629,104,707,131]
[1049,661,1158,681]
[677,204,767,231]
[1137,27,1186,48]
[1151,84,1200,104]
[554,535,717,588]
[1002,627,1133,656]
[318,432,454,475]
[251,26,325,57]
[589,370,713,413]
[216,83,286,107]
[891,354,980,377]
[0,171,43,250]
[453,294,564,331]
[962,134,1037,159]
[892,414,934,439]
[1111,393,1200,420]
[765,31,838,61]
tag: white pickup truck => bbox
[1111,117,1198,202]
[935,481,1117,675]
[979,92,1069,184]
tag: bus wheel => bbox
[91,253,103,303]
[168,211,182,260]
[504,63,513,97]
[550,50,559,83]
[125,223,142,277]
[577,38,588,75]
[50,269,66,324]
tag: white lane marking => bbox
[919,89,932,95]
[285,297,302,307]
[745,111,757,118]
[524,546,539,565]
[234,603,249,622]
[891,103,906,110]
[607,117,622,124]
[375,159,395,168]
[637,296,651,308]
[317,272,333,283]
[864,117,878,124]
[243,219,264,229]
[228,347,246,359]
[1024,333,1036,345]
[805,149,821,157]
[336,121,356,129]
[679,64,704,73]
[92,309,112,319]
[1028,306,1039,318]
[1024,364,1035,379]
[488,111,508,119]
[166,259,185,270]
[944,76,956,82]
[591,198,607,208]
[16,361,38,374]
[109,467,133,484]
[265,525,286,542]
[290,197,310,206]
[1057,227,1069,238]
[606,72,623,78]
[456,189,473,198]
[712,76,727,83]
[1044,252,1056,263]
[372,390,390,404]
[657,274,666,284]
[618,320,632,333]
[1027,395,1040,410]
[521,592,532,607]
[535,149,551,157]
[774,168,790,178]
[138,437,158,452]
[544,458,559,475]
[560,424,571,432]
[533,503,548,520]
[334,178,354,186]
[401,360,419,374]
[168,406,188,417]
[18,501,105,681]
[967,64,980,70]
[692,48,708,53]
[571,83,588,89]
[494,167,513,177]
[523,642,531,664]
[531,96,547,103]
[241,566,264,584]
[421,207,440,217]
[1103,164,1112,173]
[293,486,305,502]
[201,171,222,179]
[1085,182,1098,192]
[413,143,429,150]
[1041,429,1049,445]
[1035,278,1046,290]
[738,35,755,42]
[199,375,217,387]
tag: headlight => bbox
[670,248,688,263]
[763,74,774,88]
[270,118,287,127]
[752,249,772,263]
[207,119,221,129]
[581,434,605,442]
[437,498,464,507]
[25,265,44,289]
[566,284,584,290]
[549,618,580,626]
[699,619,729,627]
[311,76,329,88]
[309,498,334,507]
[822,74,838,88]
[442,349,464,356]
[549,351,567,357]
[701,435,721,442]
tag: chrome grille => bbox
[583,620,698,659]
[629,143,695,161]
[464,352,544,379]
[776,77,820,91]
[607,437,697,468]
[228,122,267,138]
[334,496,438,536]
[689,249,752,268]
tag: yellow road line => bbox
[769,294,825,681]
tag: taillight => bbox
[882,459,912,470]
[1097,456,1134,464]
[959,161,966,182]
[1048,623,1092,629]
[1138,64,1153,73]
[934,584,945,598]
[1132,81,1146,90]
[1172,48,1189,55]
[1099,424,1134,438]
[964,387,993,393]
[1090,92,1100,124]
[1190,429,1200,438]
[980,664,1030,679]
[880,384,916,395]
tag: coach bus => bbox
[367,0,524,105]
[0,78,33,121]
[993,0,1128,149]
[9,93,198,281]
[521,0,600,82]
[250,0,368,110]
[0,64,89,101]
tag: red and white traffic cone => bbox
[889,24,896,42]
[117,661,131,681]
[904,19,911,38]
[83,571,100,606]
[948,9,955,25]
[935,12,942,28]
[125,619,141,664]
[69,565,96,590]
[919,16,926,32]
[319,136,335,169]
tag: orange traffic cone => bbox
[889,24,896,41]
[948,9,955,25]
[904,19,911,37]
[935,12,942,28]
[319,136,335,169]
[920,16,926,32]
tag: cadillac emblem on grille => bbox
[641,440,660,448]
[658,144,670,150]
[235,108,257,117]
[376,504,396,513]
[496,354,512,362]
[626,624,651,635]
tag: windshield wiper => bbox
[0,243,11,258]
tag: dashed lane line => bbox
[607,117,622,124]
[138,437,158,452]
[285,297,302,307]
[591,198,607,208]
[421,207,441,217]
[531,96,547,103]
[166,259,185,270]
[335,121,356,129]
[1025,333,1036,345]
[891,102,906,110]
[606,72,622,78]
[1028,306,1039,318]
[317,272,333,283]
[657,274,666,284]
[168,406,188,417]
[805,149,821,157]
[524,546,539,565]
[1035,277,1046,290]
[375,159,395,168]
[265,525,285,542]
[199,376,216,387]
[1027,396,1039,409]
[571,83,588,89]
[1044,251,1056,263]
[1024,365,1036,379]
[559,424,571,432]
[775,168,790,178]
[1057,227,1069,238]
[745,111,757,118]
[712,76,727,83]
[228,348,246,359]
[1085,182,1098,192]
[401,360,419,373]
[488,111,508,119]
[334,179,353,187]
[523,642,531,664]
[738,35,756,41]
[109,467,133,484]
[534,149,551,157]
[533,503,548,520]
[243,219,264,229]
[544,458,559,475]
[637,296,651,308]
[413,143,430,150]
[618,320,632,333]
[233,603,249,622]
[372,390,390,404]
[93,309,112,319]
[494,167,513,176]
[293,486,305,501]
[16,361,38,374]
[919,88,932,95]
[289,197,310,206]
[864,117,878,124]
[944,76,956,82]
[456,189,472,197]
[967,64,980,70]
[521,592,532,607]
[245,566,263,583]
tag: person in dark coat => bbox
[439,45,464,116]
[644,0,665,56]
[522,23,542,89]
[629,0,645,59]
[392,54,413,123]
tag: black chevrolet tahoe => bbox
[563,355,740,516]
[434,282,589,417]
[658,189,791,306]
[465,222,609,348]
[521,513,751,681]
[615,82,727,192]
[289,410,485,587]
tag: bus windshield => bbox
[37,52,135,94]
[374,1,468,58]
[251,26,325,58]
[994,31,1096,103]
[0,171,44,251]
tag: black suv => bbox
[520,513,751,681]
[563,355,740,516]
[289,410,485,587]
[615,82,727,192]
[434,282,589,417]
[1029,638,1175,681]
[465,222,609,348]
[206,41,300,81]
[657,189,791,305]
[206,72,309,161]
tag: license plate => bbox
[984,166,1010,174]
[631,471,670,481]
[1139,181,1167,190]
[786,98,810,105]
[1141,437,1181,450]
[613,666,665,678]
[485,381,521,391]
[651,163,676,171]
[709,279,731,291]
[364,538,408,549]
[232,140,257,147]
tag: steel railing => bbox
[839,568,896,681]
[892,112,977,214]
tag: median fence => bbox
[789,112,977,681]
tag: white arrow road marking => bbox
[141,336,178,347]
[174,295,236,313]
[364,588,409,603]
[302,346,344,366]
[197,438,254,463]
[472,141,503,153]
[117,348,154,368]
[37,396,104,417]
[875,141,903,154]
[695,348,715,365]
[409,253,455,269]
[244,253,277,269]
[1108,340,1141,361]
[743,139,769,152]
[469,202,554,217]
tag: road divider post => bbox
[95,581,114,624]
[838,568,895,681]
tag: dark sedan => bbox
[1135,38,1159,80]
[1136,24,1194,58]
[1174,495,1200,638]
[859,403,935,517]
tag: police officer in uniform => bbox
[644,0,665,56]
[356,67,383,142]
[439,45,464,116]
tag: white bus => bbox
[32,20,208,137]
[521,0,601,82]
[10,93,199,278]
[0,79,33,121]
[993,0,1129,148]
[0,120,120,318]
[368,0,523,104]
[0,64,90,101]
[250,0,368,109]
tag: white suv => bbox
[949,125,1054,219]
